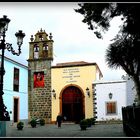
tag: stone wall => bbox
[28,59,52,123]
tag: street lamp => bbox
[52,89,56,99]
[86,87,90,97]
[0,15,25,121]
[109,92,113,99]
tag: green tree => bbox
[75,3,140,103]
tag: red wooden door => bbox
[62,86,84,122]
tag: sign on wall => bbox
[62,68,80,83]
[34,71,44,88]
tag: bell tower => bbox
[27,28,53,123]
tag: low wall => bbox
[122,105,140,136]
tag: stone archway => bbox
[61,85,85,123]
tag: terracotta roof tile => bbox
[56,61,89,66]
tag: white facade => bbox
[125,76,136,105]
[93,79,135,121]
[1,56,28,122]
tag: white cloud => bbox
[0,2,126,80]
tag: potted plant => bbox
[90,117,96,125]
[30,119,37,128]
[86,118,92,127]
[40,118,45,126]
[79,119,88,130]
[17,121,24,130]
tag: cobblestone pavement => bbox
[5,122,127,138]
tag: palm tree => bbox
[106,34,140,103]
[75,3,140,104]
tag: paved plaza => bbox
[5,122,127,138]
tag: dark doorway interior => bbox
[14,98,19,122]
[62,86,84,123]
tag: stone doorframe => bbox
[59,84,85,120]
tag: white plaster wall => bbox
[2,57,28,121]
[93,80,127,121]
[126,76,136,105]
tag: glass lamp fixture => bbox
[52,89,56,99]
[109,92,113,99]
[0,15,10,33]
[86,87,90,97]
[15,30,25,46]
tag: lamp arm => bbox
[5,43,21,56]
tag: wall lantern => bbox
[109,92,113,99]
[52,89,56,99]
[86,87,90,97]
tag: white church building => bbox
[92,77,135,122]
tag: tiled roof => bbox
[52,61,103,78]
[52,61,97,68]
[56,61,89,66]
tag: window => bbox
[106,102,117,114]
[13,67,19,92]
[34,44,39,59]
[43,43,48,51]
[42,43,48,57]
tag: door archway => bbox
[61,85,85,123]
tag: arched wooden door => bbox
[62,86,84,123]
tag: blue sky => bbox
[0,2,126,80]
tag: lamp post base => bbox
[0,121,6,137]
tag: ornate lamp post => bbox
[0,15,25,121]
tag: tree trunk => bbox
[133,76,140,105]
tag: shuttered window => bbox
[106,102,117,114]
[13,67,19,92]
